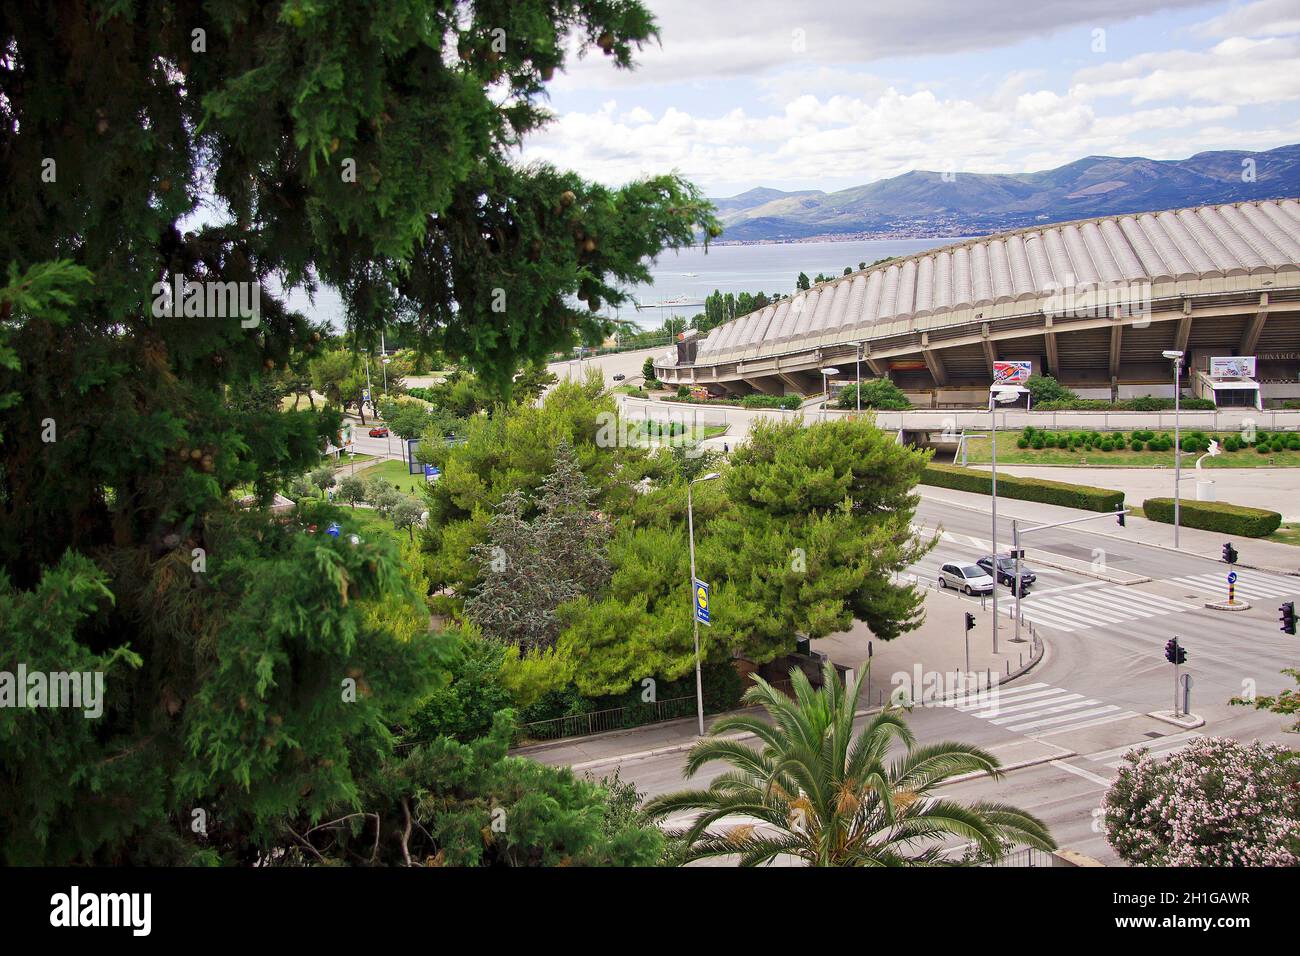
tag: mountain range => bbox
[711,145,1300,242]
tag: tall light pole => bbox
[989,384,1024,653]
[854,342,863,413]
[820,367,840,422]
[687,472,721,736]
[1164,350,1184,547]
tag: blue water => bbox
[617,237,965,328]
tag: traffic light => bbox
[1164,638,1187,665]
[1281,601,1297,636]
[1222,542,1238,564]
[964,612,976,631]
[1115,505,1125,527]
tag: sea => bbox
[284,236,966,332]
[615,237,966,329]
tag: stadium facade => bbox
[652,199,1300,409]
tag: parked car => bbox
[977,555,1036,593]
[612,373,626,381]
[938,562,995,595]
[368,426,389,438]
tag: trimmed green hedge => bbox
[1142,497,1282,538]
[921,463,1124,512]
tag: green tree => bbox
[645,662,1055,866]
[317,711,664,867]
[309,465,338,494]
[642,356,659,385]
[796,271,811,291]
[703,417,933,662]
[391,496,425,543]
[337,474,367,509]
[1025,374,1077,406]
[1231,668,1300,731]
[466,442,610,649]
[1,0,712,864]
[380,399,434,441]
[419,377,640,602]
[836,377,911,410]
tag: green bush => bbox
[920,463,1124,512]
[835,378,910,410]
[740,393,802,410]
[1142,498,1282,538]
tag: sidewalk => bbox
[921,485,1300,575]
[515,586,1041,770]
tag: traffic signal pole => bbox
[1007,507,1130,642]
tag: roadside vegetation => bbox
[964,428,1300,467]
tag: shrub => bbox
[836,378,910,410]
[740,393,801,410]
[1025,374,1077,406]
[1142,497,1281,537]
[1016,437,1029,449]
[921,463,1124,512]
[676,385,690,399]
[1103,736,1299,866]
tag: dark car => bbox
[977,555,1035,593]
[368,426,389,438]
[612,373,626,381]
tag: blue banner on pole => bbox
[694,580,710,625]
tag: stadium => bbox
[652,199,1300,409]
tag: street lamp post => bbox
[820,367,840,422]
[988,385,1024,653]
[687,472,721,736]
[854,342,863,414]
[1164,350,1184,547]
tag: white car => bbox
[938,562,995,595]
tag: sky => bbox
[518,0,1300,197]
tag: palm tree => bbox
[644,661,1055,866]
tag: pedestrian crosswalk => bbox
[1083,731,1204,769]
[1163,571,1298,602]
[1017,584,1199,633]
[953,681,1138,736]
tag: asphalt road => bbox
[573,494,1298,865]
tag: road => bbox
[560,493,1299,864]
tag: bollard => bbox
[1006,660,1010,675]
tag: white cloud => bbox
[519,1,1300,195]
[1192,0,1300,38]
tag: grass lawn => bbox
[1267,523,1300,547]
[350,457,429,494]
[963,430,1300,468]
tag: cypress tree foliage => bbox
[0,0,711,864]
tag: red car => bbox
[368,426,389,438]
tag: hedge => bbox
[1142,498,1282,538]
[921,463,1124,512]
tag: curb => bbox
[1148,710,1206,729]
[1204,600,1251,611]
[562,641,1049,773]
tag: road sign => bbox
[326,522,341,538]
[992,360,1032,386]
[1227,571,1237,584]
[424,464,441,483]
[694,580,710,626]
[362,388,371,403]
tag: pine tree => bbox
[0,0,709,863]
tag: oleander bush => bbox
[921,463,1124,512]
[1141,497,1282,537]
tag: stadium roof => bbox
[684,199,1300,368]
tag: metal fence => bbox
[518,695,697,743]
[982,847,1062,867]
